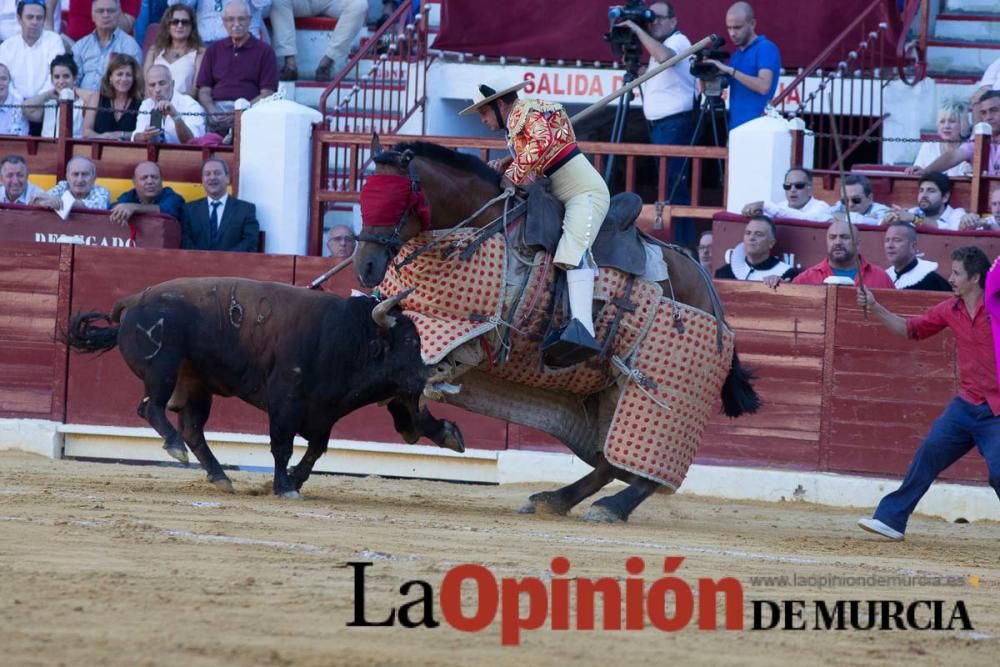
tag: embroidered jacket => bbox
[504,98,578,185]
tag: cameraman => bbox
[619,2,697,242]
[703,2,780,129]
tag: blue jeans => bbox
[873,397,1000,534]
[649,111,695,246]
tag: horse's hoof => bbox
[278,490,304,500]
[163,444,188,465]
[210,478,235,494]
[583,504,625,523]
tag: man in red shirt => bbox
[856,246,1000,540]
[792,219,895,288]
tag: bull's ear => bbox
[371,133,382,155]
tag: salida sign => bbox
[33,233,133,247]
[521,71,625,99]
[346,557,974,645]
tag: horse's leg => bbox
[518,456,616,516]
[176,390,233,493]
[584,478,660,523]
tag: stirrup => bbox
[541,319,602,368]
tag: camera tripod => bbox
[602,59,640,183]
[665,88,728,206]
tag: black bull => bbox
[66,277,464,497]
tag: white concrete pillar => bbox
[237,99,323,255]
[726,115,792,214]
[882,77,936,166]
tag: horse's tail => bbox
[65,311,120,354]
[721,347,761,417]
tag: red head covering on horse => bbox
[361,174,432,231]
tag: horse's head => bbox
[354,138,432,288]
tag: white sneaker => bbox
[857,518,904,541]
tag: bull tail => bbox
[110,292,141,323]
[65,311,120,354]
[721,348,761,418]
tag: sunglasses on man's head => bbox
[170,18,192,26]
[782,182,809,191]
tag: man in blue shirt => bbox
[704,2,780,130]
[110,161,185,224]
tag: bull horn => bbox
[371,287,416,329]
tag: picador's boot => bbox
[542,268,602,367]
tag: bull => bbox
[66,277,464,498]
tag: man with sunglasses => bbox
[829,174,891,225]
[741,166,832,222]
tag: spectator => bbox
[167,0,271,45]
[912,101,973,178]
[181,157,259,251]
[22,54,86,138]
[914,90,1000,178]
[791,219,894,288]
[857,246,999,541]
[0,154,43,204]
[72,0,143,91]
[959,184,1000,231]
[81,53,144,139]
[131,64,205,143]
[31,156,111,210]
[142,3,205,97]
[697,229,713,273]
[741,166,832,222]
[0,63,27,136]
[704,1,779,130]
[64,0,138,41]
[715,214,797,284]
[883,172,967,230]
[829,174,891,225]
[196,0,278,135]
[325,223,356,258]
[0,0,66,100]
[883,222,951,291]
[618,2,697,244]
[972,55,1000,106]
[271,0,366,82]
[1,0,61,39]
[110,160,185,224]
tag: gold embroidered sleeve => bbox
[505,110,554,185]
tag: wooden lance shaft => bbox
[570,35,717,125]
[308,255,354,289]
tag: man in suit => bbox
[181,157,259,252]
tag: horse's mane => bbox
[378,141,502,189]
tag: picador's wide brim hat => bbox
[459,80,528,116]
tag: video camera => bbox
[690,35,730,95]
[604,0,652,71]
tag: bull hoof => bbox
[583,503,626,523]
[210,478,235,494]
[519,491,571,516]
[437,422,465,453]
[163,442,189,465]
[278,490,304,500]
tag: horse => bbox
[354,137,759,522]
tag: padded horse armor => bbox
[524,180,647,276]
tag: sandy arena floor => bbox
[0,450,997,667]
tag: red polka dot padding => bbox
[604,301,734,490]
[491,253,664,395]
[378,231,506,365]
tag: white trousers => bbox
[270,0,368,66]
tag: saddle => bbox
[523,179,647,276]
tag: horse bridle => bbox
[356,149,422,256]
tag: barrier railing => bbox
[770,0,908,168]
[318,0,429,135]
[308,131,728,255]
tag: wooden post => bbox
[969,125,990,214]
[55,97,73,180]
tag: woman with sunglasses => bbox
[21,54,86,138]
[143,4,205,98]
[82,53,144,140]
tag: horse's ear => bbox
[371,133,382,155]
